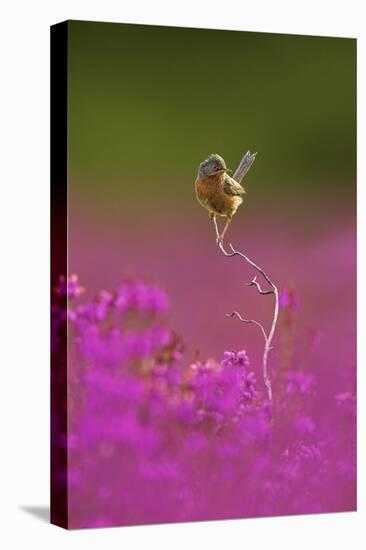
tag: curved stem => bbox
[246,276,274,295]
[226,311,268,342]
[216,236,279,401]
[211,151,278,400]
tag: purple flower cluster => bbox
[115,280,169,315]
[279,286,299,311]
[285,370,314,395]
[67,280,169,325]
[54,273,85,299]
[52,275,356,528]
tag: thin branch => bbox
[220,242,275,290]
[226,311,268,342]
[219,239,279,401]
[211,150,278,401]
[246,276,274,295]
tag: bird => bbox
[195,152,254,244]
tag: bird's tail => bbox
[233,150,257,183]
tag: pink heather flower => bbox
[115,280,169,315]
[53,274,355,527]
[94,290,114,320]
[335,392,356,417]
[286,370,314,395]
[307,328,322,352]
[279,286,299,310]
[241,370,258,403]
[221,350,250,368]
[183,351,256,424]
[54,273,84,298]
[122,326,171,358]
[293,414,315,434]
[138,459,179,480]
[298,443,322,461]
[76,323,171,366]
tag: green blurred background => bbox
[66,20,356,368]
[68,20,356,212]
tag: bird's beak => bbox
[224,168,233,173]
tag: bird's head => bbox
[198,154,231,177]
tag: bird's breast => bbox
[195,174,242,216]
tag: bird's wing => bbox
[223,174,246,196]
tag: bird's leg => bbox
[211,215,221,243]
[218,216,232,245]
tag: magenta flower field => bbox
[50,20,356,530]
[52,224,356,528]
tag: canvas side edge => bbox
[50,21,69,530]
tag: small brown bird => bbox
[195,153,253,244]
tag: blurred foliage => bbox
[68,21,356,204]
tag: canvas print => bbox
[51,20,356,529]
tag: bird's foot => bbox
[216,234,224,246]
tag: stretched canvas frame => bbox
[51,20,356,529]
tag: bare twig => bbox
[226,311,268,342]
[212,150,279,401]
[246,276,274,295]
[219,241,279,401]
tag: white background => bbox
[0,0,364,548]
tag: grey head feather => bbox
[198,153,227,177]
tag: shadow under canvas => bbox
[20,506,50,523]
